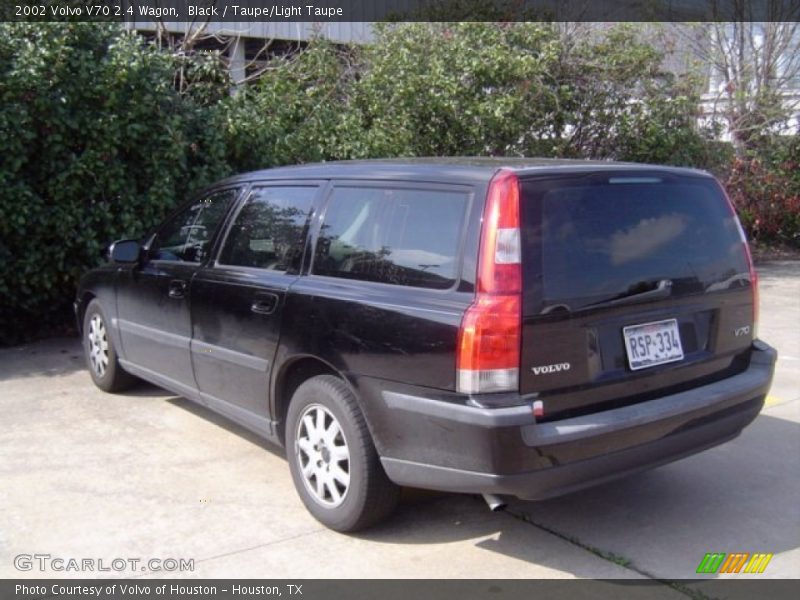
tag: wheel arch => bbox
[272,355,345,445]
[76,291,97,334]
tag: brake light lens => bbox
[457,170,522,394]
[720,183,759,337]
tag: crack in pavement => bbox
[499,504,717,600]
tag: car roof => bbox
[215,157,712,186]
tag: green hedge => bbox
[219,23,718,166]
[0,24,230,344]
[4,22,778,345]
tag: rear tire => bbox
[286,375,400,532]
[83,299,136,393]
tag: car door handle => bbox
[168,279,187,299]
[251,293,279,315]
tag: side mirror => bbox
[109,239,142,264]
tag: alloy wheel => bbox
[295,404,351,507]
[87,314,109,378]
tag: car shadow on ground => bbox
[120,381,183,398]
[162,394,286,459]
[354,412,799,580]
[7,332,794,579]
[0,335,84,381]
[154,379,798,579]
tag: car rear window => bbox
[520,173,751,315]
[313,186,467,289]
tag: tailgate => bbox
[518,171,756,421]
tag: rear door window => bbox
[313,186,468,289]
[219,186,316,272]
[520,174,751,315]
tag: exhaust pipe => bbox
[482,493,507,512]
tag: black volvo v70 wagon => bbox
[76,158,776,531]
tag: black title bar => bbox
[5,579,800,600]
[3,0,800,23]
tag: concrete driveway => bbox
[1,261,798,586]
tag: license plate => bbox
[623,318,684,371]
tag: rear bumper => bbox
[372,341,776,500]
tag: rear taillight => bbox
[457,170,522,394]
[721,184,759,337]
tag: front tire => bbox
[286,375,400,532]
[83,299,135,393]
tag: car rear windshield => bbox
[520,173,751,315]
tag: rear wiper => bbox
[582,279,673,310]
